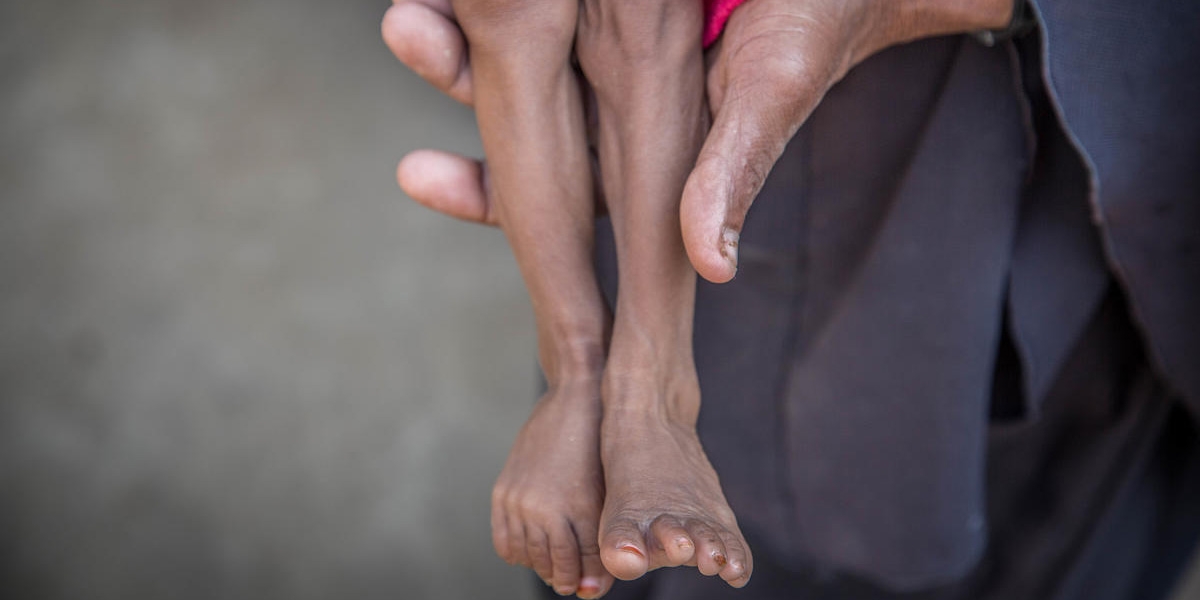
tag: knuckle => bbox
[528,505,562,525]
[511,495,562,523]
[759,53,814,88]
[503,489,534,513]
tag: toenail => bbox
[675,537,693,550]
[577,577,601,598]
[619,543,645,558]
[554,584,576,596]
[713,553,727,567]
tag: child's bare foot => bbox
[597,362,753,588]
[573,0,749,587]
[492,377,615,598]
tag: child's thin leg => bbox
[577,2,753,589]
[452,2,613,597]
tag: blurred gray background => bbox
[2,0,536,598]
[1,1,1198,600]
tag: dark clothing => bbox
[1030,0,1200,411]
[551,3,1200,598]
[562,290,1200,600]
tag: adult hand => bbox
[383,0,610,229]
[382,0,493,225]
[679,0,1012,281]
[382,0,1014,275]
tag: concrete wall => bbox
[1,0,536,598]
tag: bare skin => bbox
[575,1,752,587]
[388,0,1013,282]
[396,150,613,599]
[384,0,1013,594]
[493,377,610,598]
[387,0,613,596]
[387,0,754,592]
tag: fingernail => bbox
[720,227,739,273]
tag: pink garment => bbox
[704,0,748,46]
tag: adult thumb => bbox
[680,78,811,283]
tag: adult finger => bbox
[680,68,821,282]
[382,0,473,105]
[681,6,837,283]
[397,149,499,226]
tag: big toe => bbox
[599,520,650,581]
